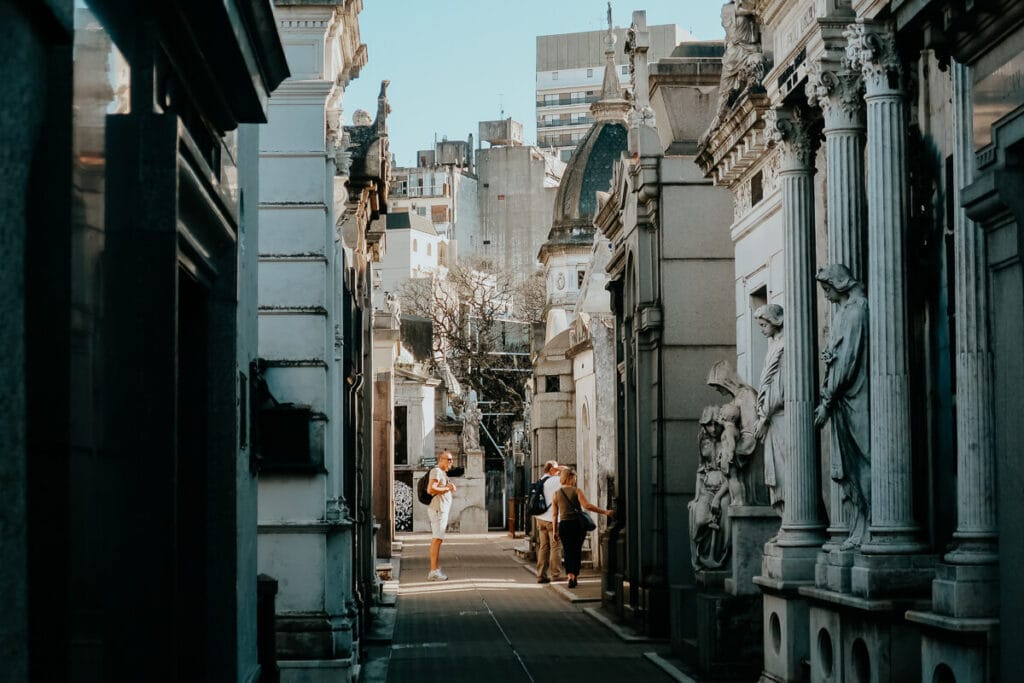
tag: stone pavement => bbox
[363,532,684,683]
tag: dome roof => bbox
[540,11,631,263]
[548,120,628,243]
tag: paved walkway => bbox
[370,532,679,683]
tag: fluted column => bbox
[766,107,827,548]
[845,22,924,553]
[947,61,998,565]
[806,65,866,549]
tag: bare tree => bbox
[399,259,542,448]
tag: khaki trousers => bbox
[535,517,562,579]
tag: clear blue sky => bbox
[344,1,726,167]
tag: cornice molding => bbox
[695,90,773,186]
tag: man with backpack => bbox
[425,450,457,581]
[532,460,563,583]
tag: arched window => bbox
[413,239,418,252]
[427,242,432,256]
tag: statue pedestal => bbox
[815,547,856,593]
[799,585,929,682]
[687,578,764,681]
[725,506,780,596]
[449,449,487,533]
[464,448,484,477]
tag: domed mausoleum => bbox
[539,19,630,340]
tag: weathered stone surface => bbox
[727,506,781,596]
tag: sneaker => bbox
[426,569,448,581]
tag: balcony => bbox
[391,184,447,198]
[535,95,599,108]
[537,117,594,129]
[538,134,582,148]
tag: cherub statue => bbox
[707,360,768,505]
[717,403,747,506]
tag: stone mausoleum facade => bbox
[690,0,1024,680]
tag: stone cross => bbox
[626,11,654,125]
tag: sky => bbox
[344,1,727,167]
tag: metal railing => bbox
[536,95,599,108]
[537,117,594,128]
[391,184,446,198]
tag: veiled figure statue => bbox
[707,360,767,505]
[689,406,731,571]
[753,304,786,515]
[814,264,871,550]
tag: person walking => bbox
[533,460,563,583]
[426,450,457,581]
[552,468,613,588]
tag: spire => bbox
[591,2,630,123]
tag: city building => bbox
[375,209,449,295]
[390,135,477,242]
[471,118,565,275]
[536,22,688,161]
[0,0,287,678]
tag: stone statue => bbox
[707,0,765,133]
[689,406,732,571]
[717,403,746,506]
[462,389,482,451]
[753,304,786,515]
[814,264,870,550]
[707,360,767,505]
[384,290,401,319]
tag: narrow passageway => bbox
[384,533,674,683]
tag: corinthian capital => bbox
[805,63,864,129]
[764,106,816,170]
[843,22,901,94]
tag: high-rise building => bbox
[535,23,689,161]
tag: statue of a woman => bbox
[753,304,786,514]
[814,264,870,550]
[689,406,731,571]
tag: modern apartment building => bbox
[536,23,689,161]
[390,137,476,241]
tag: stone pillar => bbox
[927,61,1000,620]
[757,107,822,683]
[806,65,866,551]
[765,106,827,554]
[840,22,933,600]
[845,22,925,556]
[948,61,998,566]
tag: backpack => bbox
[417,471,435,505]
[527,475,550,516]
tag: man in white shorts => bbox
[427,450,456,580]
